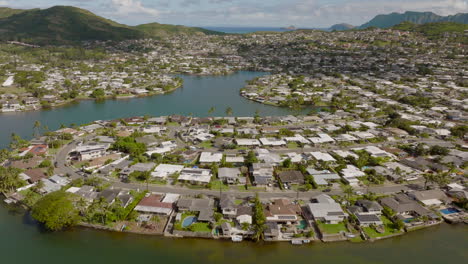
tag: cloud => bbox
[0,0,9,6]
[110,0,160,16]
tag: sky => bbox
[0,0,467,27]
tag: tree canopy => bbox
[31,191,80,231]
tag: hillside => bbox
[393,21,468,41]
[0,7,28,18]
[360,11,468,29]
[0,6,223,45]
[329,23,355,31]
[134,23,224,38]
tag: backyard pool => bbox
[297,220,308,230]
[440,208,460,215]
[182,216,198,228]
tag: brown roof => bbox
[265,199,302,216]
[24,168,47,183]
[137,194,173,208]
[8,156,43,170]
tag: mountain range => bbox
[359,11,468,29]
[0,6,223,45]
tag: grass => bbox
[287,142,299,149]
[166,122,180,127]
[317,221,348,234]
[362,216,402,238]
[237,186,266,192]
[189,222,212,233]
[198,141,213,149]
[209,180,229,191]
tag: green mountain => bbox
[135,23,224,37]
[0,6,223,45]
[328,23,355,31]
[360,11,468,29]
[392,21,468,41]
[0,7,28,18]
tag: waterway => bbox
[0,71,308,148]
[0,206,466,264]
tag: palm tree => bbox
[208,106,215,115]
[225,106,233,117]
[33,120,41,138]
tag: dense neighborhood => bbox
[1,111,466,243]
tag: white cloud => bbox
[0,1,10,6]
[110,0,160,16]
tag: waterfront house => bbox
[265,199,302,224]
[380,194,433,220]
[307,194,347,224]
[176,198,214,222]
[408,190,451,206]
[134,194,174,215]
[236,206,253,225]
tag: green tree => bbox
[31,191,80,231]
[252,193,266,242]
[0,167,25,193]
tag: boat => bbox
[231,235,243,242]
[291,240,303,245]
[302,239,311,244]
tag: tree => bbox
[31,191,80,231]
[225,106,233,117]
[33,120,41,138]
[208,106,215,115]
[0,167,25,193]
[450,125,467,139]
[90,88,105,99]
[252,193,266,242]
[342,185,354,201]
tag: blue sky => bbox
[0,0,466,27]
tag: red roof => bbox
[137,195,173,208]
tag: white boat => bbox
[302,239,311,244]
[231,235,243,242]
[291,240,303,245]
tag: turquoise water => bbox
[0,71,308,148]
[182,216,198,228]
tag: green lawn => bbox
[317,221,348,234]
[166,122,180,127]
[190,222,212,232]
[210,180,229,191]
[198,141,213,149]
[363,216,402,238]
[287,141,299,149]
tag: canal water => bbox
[0,71,307,148]
[0,206,466,264]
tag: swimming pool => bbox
[182,216,198,228]
[440,208,460,215]
[297,220,308,230]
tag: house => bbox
[135,135,159,147]
[307,194,347,224]
[152,164,184,179]
[340,165,365,186]
[354,213,383,227]
[199,152,223,164]
[264,222,280,240]
[259,137,287,146]
[218,167,241,184]
[309,152,336,162]
[235,138,261,147]
[277,170,304,185]
[219,194,237,218]
[221,222,232,236]
[73,144,109,161]
[251,163,274,186]
[178,168,212,185]
[236,206,253,225]
[120,162,155,178]
[20,168,47,183]
[380,194,433,220]
[177,198,214,222]
[134,194,174,215]
[306,168,340,186]
[355,199,383,215]
[97,189,121,204]
[265,199,301,223]
[408,190,451,206]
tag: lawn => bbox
[363,216,402,238]
[210,180,229,191]
[189,222,212,232]
[287,142,299,149]
[166,122,180,127]
[198,141,213,149]
[317,221,348,234]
